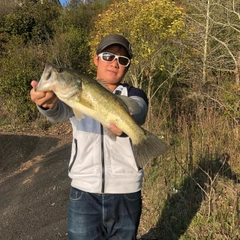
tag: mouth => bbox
[107,69,118,74]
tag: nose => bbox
[110,57,119,68]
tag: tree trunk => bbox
[202,0,210,85]
[235,52,240,86]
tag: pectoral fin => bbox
[117,95,141,114]
[72,97,94,120]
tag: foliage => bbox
[0,2,62,122]
[89,0,185,89]
[182,0,240,85]
[0,36,43,122]
[43,1,108,72]
[1,1,61,43]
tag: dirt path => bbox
[0,122,151,240]
[0,123,72,240]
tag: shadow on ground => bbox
[140,153,239,240]
[0,134,71,240]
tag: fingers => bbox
[30,80,58,109]
[109,123,123,136]
[39,91,59,109]
[30,81,46,105]
[31,80,38,88]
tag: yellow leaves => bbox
[91,0,184,41]
[89,0,185,74]
[159,65,165,71]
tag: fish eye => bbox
[57,67,64,73]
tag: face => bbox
[94,45,129,91]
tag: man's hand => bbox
[109,123,123,136]
[30,80,58,109]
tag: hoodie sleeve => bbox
[123,84,148,125]
[129,95,148,125]
[37,100,74,123]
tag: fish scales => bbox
[81,79,142,143]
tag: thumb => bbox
[31,80,39,88]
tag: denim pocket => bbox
[124,190,142,201]
[69,187,84,201]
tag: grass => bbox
[138,108,240,239]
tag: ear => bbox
[94,55,99,67]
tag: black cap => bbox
[96,34,133,59]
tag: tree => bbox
[0,1,61,122]
[45,0,111,71]
[184,0,240,85]
[0,36,43,122]
[1,1,61,43]
[177,0,240,123]
[89,0,185,125]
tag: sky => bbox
[59,0,69,6]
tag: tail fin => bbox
[132,129,168,168]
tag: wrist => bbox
[38,105,50,110]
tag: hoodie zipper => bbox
[100,124,105,193]
[68,138,77,172]
[100,88,122,192]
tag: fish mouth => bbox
[35,64,54,92]
[44,63,53,80]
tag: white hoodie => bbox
[38,83,148,194]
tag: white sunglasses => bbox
[98,52,130,67]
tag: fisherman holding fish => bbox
[30,34,167,239]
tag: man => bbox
[30,34,148,239]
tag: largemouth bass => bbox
[36,64,168,168]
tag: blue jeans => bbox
[68,187,142,240]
